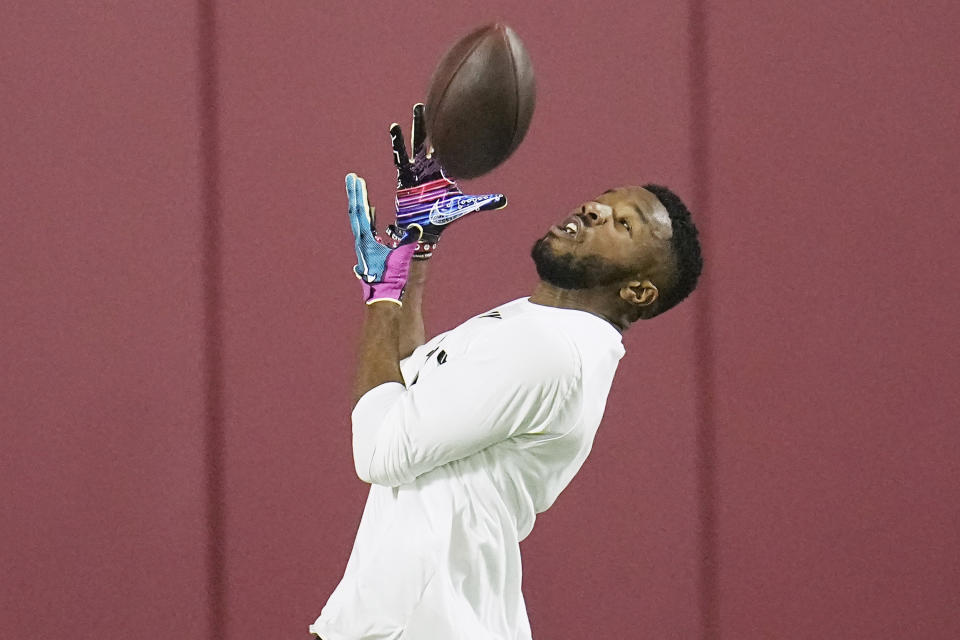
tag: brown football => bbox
[425,23,536,179]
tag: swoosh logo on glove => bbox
[428,195,502,225]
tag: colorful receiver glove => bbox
[347,172,422,305]
[386,103,507,259]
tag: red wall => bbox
[708,2,960,637]
[0,2,208,638]
[2,2,957,639]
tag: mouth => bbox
[549,215,583,241]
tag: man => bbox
[309,105,702,639]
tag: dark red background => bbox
[2,1,958,639]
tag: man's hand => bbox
[346,172,422,305]
[386,103,507,259]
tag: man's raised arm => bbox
[385,103,506,358]
[346,104,507,402]
[345,172,418,406]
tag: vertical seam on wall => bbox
[688,1,718,638]
[197,0,226,637]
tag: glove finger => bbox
[361,184,380,240]
[354,174,374,228]
[476,193,508,212]
[411,103,427,157]
[390,123,410,169]
[346,173,364,239]
[351,176,378,241]
[346,173,371,278]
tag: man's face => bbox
[531,187,674,290]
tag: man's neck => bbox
[528,282,630,333]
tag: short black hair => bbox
[642,184,703,318]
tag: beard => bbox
[530,236,635,289]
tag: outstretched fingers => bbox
[346,173,364,238]
[347,173,380,276]
[346,173,370,278]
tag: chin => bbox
[531,236,635,290]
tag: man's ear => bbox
[619,279,659,307]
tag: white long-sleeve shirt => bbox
[310,298,625,640]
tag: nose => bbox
[580,202,611,226]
